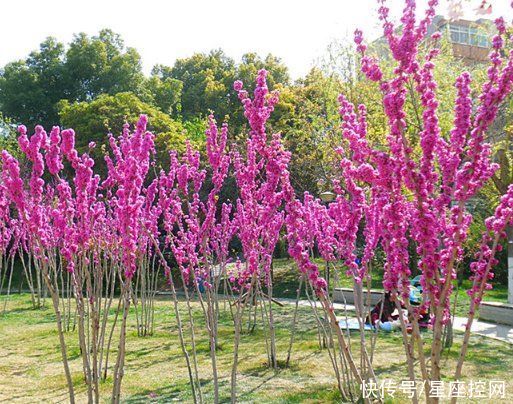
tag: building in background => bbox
[373,15,494,63]
[427,15,494,62]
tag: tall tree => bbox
[145,65,183,116]
[0,30,145,129]
[279,68,341,195]
[168,49,236,120]
[0,37,66,127]
[237,53,290,91]
[65,29,145,101]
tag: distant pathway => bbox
[274,297,513,345]
[155,292,513,344]
[451,316,513,344]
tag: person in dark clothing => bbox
[367,292,398,326]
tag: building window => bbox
[448,24,489,47]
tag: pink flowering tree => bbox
[102,116,157,403]
[131,176,162,338]
[2,125,78,402]
[283,110,382,399]
[154,115,232,404]
[228,70,292,401]
[284,1,513,401]
[326,0,513,401]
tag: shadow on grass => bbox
[274,383,342,403]
[125,378,221,403]
[125,384,185,403]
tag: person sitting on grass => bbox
[367,292,403,331]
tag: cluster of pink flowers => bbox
[284,192,329,291]
[155,114,233,290]
[0,175,13,259]
[284,96,380,295]
[0,115,157,281]
[468,185,513,307]
[104,117,156,278]
[231,70,290,290]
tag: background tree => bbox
[0,30,145,130]
[0,37,66,128]
[277,68,341,195]
[64,29,145,101]
[58,92,185,168]
[165,50,236,121]
[484,109,513,303]
[145,66,183,115]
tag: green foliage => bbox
[0,38,64,128]
[58,92,185,168]
[278,69,342,195]
[166,49,236,121]
[65,29,145,101]
[161,50,290,125]
[145,66,183,115]
[183,117,208,144]
[0,30,145,129]
[238,53,290,90]
[0,114,18,157]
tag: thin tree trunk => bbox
[73,264,94,403]
[506,224,513,304]
[111,279,131,404]
[104,295,122,381]
[267,272,278,369]
[286,276,303,366]
[451,236,500,403]
[41,260,75,403]
[2,255,14,314]
[149,234,199,404]
[19,252,37,309]
[394,299,419,404]
[231,273,255,403]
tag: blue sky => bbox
[1,0,511,79]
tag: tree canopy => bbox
[0,30,145,130]
[58,92,185,167]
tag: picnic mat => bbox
[338,318,374,331]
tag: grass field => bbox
[0,292,512,403]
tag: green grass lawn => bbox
[271,258,509,318]
[0,293,512,403]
